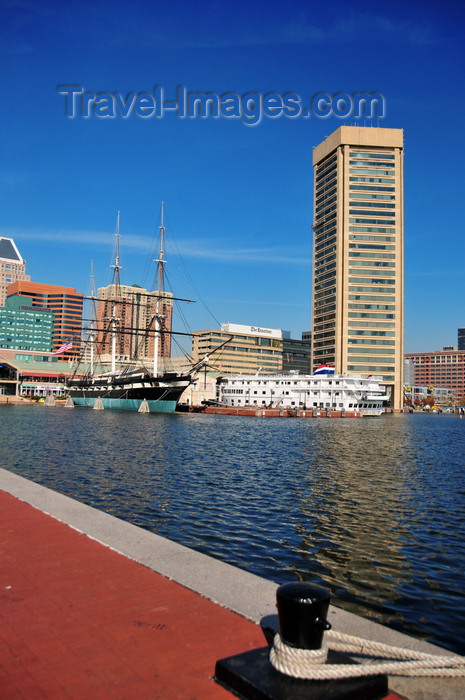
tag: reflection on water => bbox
[293,419,465,646]
[1,405,465,654]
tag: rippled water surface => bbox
[2,405,465,654]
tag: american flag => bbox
[53,341,73,355]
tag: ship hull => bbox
[70,396,179,412]
[67,372,191,414]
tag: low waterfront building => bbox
[0,349,77,397]
[179,369,219,407]
[403,384,451,408]
[405,348,465,399]
[192,323,310,375]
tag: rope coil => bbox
[269,631,465,679]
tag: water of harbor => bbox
[1,405,465,655]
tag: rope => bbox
[269,631,465,679]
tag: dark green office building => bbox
[0,296,54,351]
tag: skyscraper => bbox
[96,283,173,362]
[0,238,30,306]
[458,328,465,351]
[311,126,404,411]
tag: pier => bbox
[190,405,365,417]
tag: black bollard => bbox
[215,581,388,700]
[276,582,331,650]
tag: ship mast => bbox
[89,259,96,375]
[110,211,122,373]
[153,202,166,376]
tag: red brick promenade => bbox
[0,490,404,699]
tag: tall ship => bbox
[219,365,388,416]
[66,205,192,413]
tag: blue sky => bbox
[1,0,464,355]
